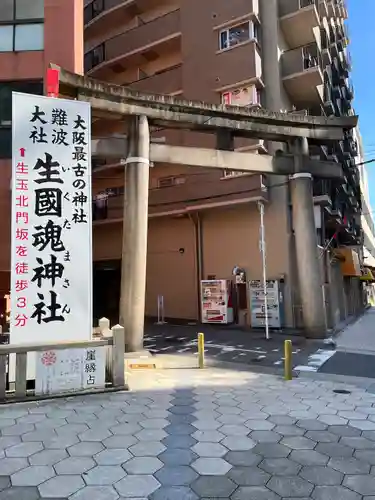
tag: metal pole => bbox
[258,201,270,340]
[119,115,150,352]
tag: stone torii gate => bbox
[51,65,357,351]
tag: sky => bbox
[347,0,375,209]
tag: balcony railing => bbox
[85,9,181,73]
[127,65,183,95]
[281,43,321,78]
[84,0,129,25]
[279,0,316,17]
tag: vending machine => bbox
[201,280,234,324]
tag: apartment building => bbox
[85,0,363,331]
[0,0,84,323]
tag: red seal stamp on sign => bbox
[41,351,57,366]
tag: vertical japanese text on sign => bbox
[11,93,92,345]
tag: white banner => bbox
[11,92,92,346]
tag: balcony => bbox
[281,43,323,105]
[128,64,182,94]
[93,172,268,221]
[279,0,320,49]
[215,42,262,89]
[85,9,181,76]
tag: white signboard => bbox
[249,279,281,329]
[35,346,106,396]
[10,93,92,349]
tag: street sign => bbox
[10,93,92,377]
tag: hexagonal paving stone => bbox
[305,431,339,443]
[312,485,362,500]
[217,414,247,425]
[191,458,232,475]
[191,430,224,443]
[124,457,163,474]
[29,449,68,466]
[273,425,305,436]
[328,425,361,437]
[11,465,55,486]
[219,425,249,436]
[268,415,296,425]
[70,485,120,500]
[192,421,221,431]
[129,441,166,457]
[2,424,35,436]
[224,451,261,467]
[328,457,371,474]
[110,423,141,436]
[159,448,197,466]
[228,466,270,486]
[55,457,96,474]
[136,430,167,442]
[68,442,104,457]
[168,406,195,415]
[221,437,255,451]
[114,474,161,497]
[0,477,10,491]
[290,450,329,466]
[102,435,137,449]
[84,465,126,485]
[268,476,314,498]
[231,486,280,500]
[354,450,375,465]
[363,430,375,442]
[250,431,281,443]
[94,448,132,466]
[43,434,80,449]
[140,419,168,429]
[165,424,196,436]
[245,420,275,431]
[191,476,237,497]
[343,475,375,496]
[150,486,198,500]
[300,466,344,485]
[155,466,198,487]
[318,415,348,426]
[0,458,28,476]
[38,475,85,498]
[341,437,375,449]
[0,486,41,500]
[78,429,112,442]
[259,458,301,476]
[296,419,327,431]
[280,436,316,450]
[162,436,197,449]
[315,442,354,458]
[253,443,290,458]
[56,423,89,435]
[5,442,43,458]
[192,443,227,458]
[167,414,195,425]
[350,420,375,431]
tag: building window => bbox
[0,80,43,158]
[219,20,260,50]
[221,86,261,107]
[0,0,44,52]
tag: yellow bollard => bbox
[284,339,293,381]
[198,332,205,369]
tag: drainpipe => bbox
[189,213,203,322]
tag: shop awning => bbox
[333,248,361,277]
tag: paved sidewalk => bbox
[335,307,375,354]
[1,368,375,498]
